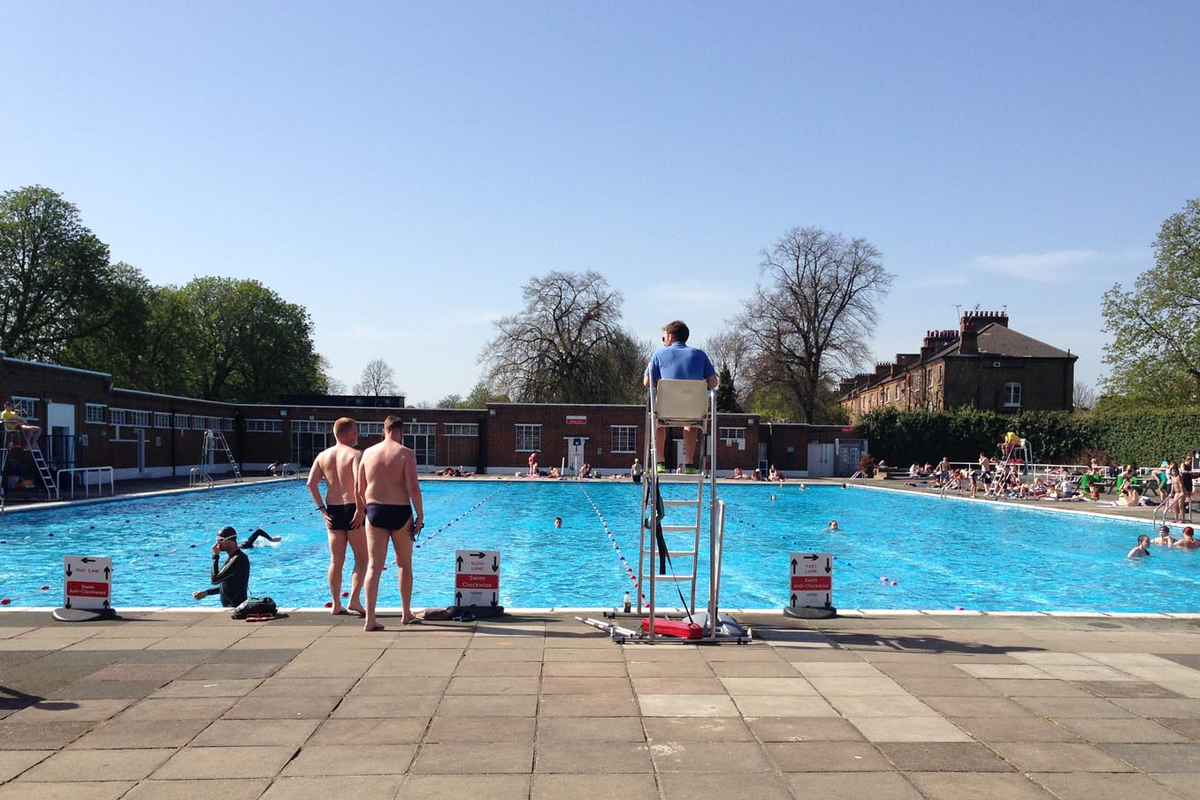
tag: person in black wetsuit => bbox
[192,526,250,607]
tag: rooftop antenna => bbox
[953,304,962,323]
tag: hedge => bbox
[855,407,1200,467]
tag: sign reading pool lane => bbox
[63,555,113,610]
[455,549,500,608]
[789,552,832,610]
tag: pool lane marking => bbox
[414,482,513,548]
[576,482,646,606]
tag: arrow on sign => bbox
[791,559,797,575]
[65,597,71,609]
[104,567,111,580]
[791,593,797,607]
[65,565,72,577]
[824,593,831,608]
[470,551,485,558]
[825,558,831,574]
[103,599,110,609]
[803,554,819,561]
[456,556,463,571]
[491,556,498,572]
[490,593,498,607]
[455,591,463,606]
[81,557,96,563]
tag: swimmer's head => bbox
[770,494,776,501]
[1161,525,1171,535]
[828,520,838,530]
[554,517,563,528]
[1138,534,1151,545]
[1185,527,1195,539]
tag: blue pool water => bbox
[0,481,1193,612]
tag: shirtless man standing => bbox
[306,417,366,617]
[358,415,425,631]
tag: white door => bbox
[46,402,75,469]
[565,437,587,474]
[807,443,835,477]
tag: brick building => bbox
[0,352,863,489]
[839,311,1077,423]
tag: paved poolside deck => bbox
[3,610,1200,799]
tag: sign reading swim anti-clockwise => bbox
[63,555,113,611]
[788,552,832,610]
[455,549,500,608]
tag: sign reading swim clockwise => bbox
[789,552,832,611]
[63,555,113,611]
[455,549,500,609]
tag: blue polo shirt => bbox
[646,342,717,384]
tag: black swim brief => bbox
[324,503,356,531]
[365,503,413,531]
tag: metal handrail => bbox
[55,466,115,500]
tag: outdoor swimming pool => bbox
[0,481,1192,612]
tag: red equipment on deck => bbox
[641,617,703,639]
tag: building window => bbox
[130,410,151,427]
[246,419,283,434]
[154,412,171,429]
[1004,382,1022,408]
[406,423,437,437]
[174,413,189,429]
[358,422,383,437]
[86,404,106,424]
[515,424,541,452]
[611,425,637,453]
[445,423,479,437]
[913,374,922,392]
[11,397,37,419]
[109,408,128,426]
[292,420,333,434]
[719,427,746,444]
[222,418,234,432]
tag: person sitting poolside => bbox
[1177,526,1200,550]
[731,467,744,480]
[192,526,251,606]
[548,466,561,479]
[1127,535,1152,559]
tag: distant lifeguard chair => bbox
[0,428,56,501]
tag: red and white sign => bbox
[788,552,832,611]
[455,549,500,608]
[64,555,113,611]
[566,415,587,425]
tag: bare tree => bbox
[736,226,893,423]
[701,327,752,407]
[354,358,398,396]
[317,355,346,394]
[1073,380,1096,410]
[480,271,649,403]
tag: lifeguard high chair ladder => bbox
[201,429,242,483]
[637,379,726,641]
[1,430,56,500]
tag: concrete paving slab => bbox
[190,718,320,747]
[788,772,924,799]
[1016,696,1137,718]
[731,695,839,718]
[1055,716,1189,742]
[68,718,211,749]
[113,697,238,721]
[824,694,937,718]
[281,743,416,776]
[122,778,270,800]
[539,693,639,717]
[649,740,772,772]
[982,678,1093,697]
[789,661,882,677]
[437,694,539,716]
[225,694,342,719]
[764,741,893,772]
[849,716,973,742]
[0,749,52,781]
[534,716,644,743]
[876,742,1014,772]
[535,741,651,772]
[0,781,136,800]
[247,677,357,696]
[1146,773,1200,799]
[632,677,724,694]
[399,774,528,800]
[1101,742,1200,772]
[0,721,94,750]
[1027,772,1186,800]
[642,716,753,742]
[908,772,1054,799]
[313,717,430,744]
[261,775,402,800]
[746,716,864,742]
[152,745,296,780]
[533,774,658,800]
[539,676,629,694]
[19,748,175,781]
[410,742,533,774]
[923,696,1038,718]
[7,698,136,722]
[993,741,1137,772]
[636,694,737,718]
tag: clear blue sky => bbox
[3,2,1198,404]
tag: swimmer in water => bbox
[770,494,776,501]
[1177,526,1200,551]
[554,517,563,528]
[1154,525,1176,546]
[1127,534,1152,559]
[239,528,282,549]
[827,520,839,531]
[841,483,847,489]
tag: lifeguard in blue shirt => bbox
[643,320,719,474]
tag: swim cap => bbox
[217,526,237,540]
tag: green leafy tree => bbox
[715,365,742,412]
[179,277,323,401]
[1101,198,1200,404]
[0,186,135,362]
